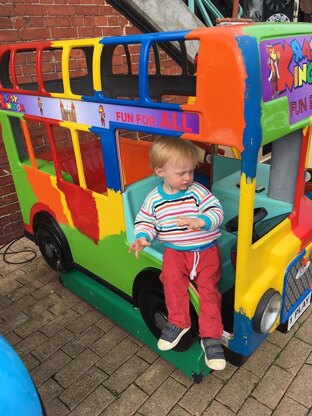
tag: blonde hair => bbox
[150,137,198,169]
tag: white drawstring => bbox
[190,251,200,280]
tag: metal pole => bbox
[232,0,239,18]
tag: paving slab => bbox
[236,397,272,416]
[271,396,309,416]
[252,365,294,409]
[286,364,312,408]
[138,377,187,416]
[215,368,259,413]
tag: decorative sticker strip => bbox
[0,93,199,134]
[260,35,312,125]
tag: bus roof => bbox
[0,23,311,154]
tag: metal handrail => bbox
[187,0,243,26]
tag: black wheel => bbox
[35,222,72,272]
[138,287,197,352]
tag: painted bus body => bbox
[1,23,312,372]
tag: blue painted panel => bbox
[91,127,121,192]
[99,30,190,45]
[109,121,182,138]
[228,312,267,356]
[280,248,312,323]
[84,91,180,110]
[0,336,43,416]
[237,35,263,180]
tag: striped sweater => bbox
[134,181,224,251]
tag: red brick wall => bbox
[0,0,141,245]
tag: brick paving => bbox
[1,237,312,416]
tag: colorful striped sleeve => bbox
[194,184,224,231]
[134,191,157,242]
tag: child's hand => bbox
[177,216,205,230]
[128,237,151,259]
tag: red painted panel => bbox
[58,180,100,242]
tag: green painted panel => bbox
[62,226,162,297]
[0,113,37,225]
[261,95,310,144]
[242,22,312,40]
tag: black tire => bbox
[138,287,197,352]
[35,222,72,272]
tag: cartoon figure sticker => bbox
[266,45,280,99]
[260,35,312,124]
[37,97,43,115]
[98,105,106,126]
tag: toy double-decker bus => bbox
[1,23,311,381]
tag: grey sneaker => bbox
[157,322,191,351]
[201,338,226,371]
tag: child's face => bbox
[155,158,196,194]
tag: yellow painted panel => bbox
[93,189,126,239]
[71,129,87,189]
[234,173,302,318]
[50,38,102,100]
[235,174,256,285]
[236,216,302,318]
[93,44,103,92]
[59,121,90,132]
[51,38,102,48]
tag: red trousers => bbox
[160,245,223,339]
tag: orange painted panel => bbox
[25,167,69,226]
[184,27,246,152]
[119,138,153,185]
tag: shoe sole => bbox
[157,326,191,351]
[200,340,226,371]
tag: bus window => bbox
[52,124,79,185]
[0,49,12,89]
[112,45,131,75]
[147,45,158,76]
[15,49,38,91]
[212,147,241,184]
[148,40,197,105]
[19,118,69,179]
[41,49,64,94]
[100,43,140,100]
[251,133,301,243]
[118,131,212,188]
[69,47,93,97]
[211,146,242,226]
[7,116,28,163]
[26,119,52,162]
[259,143,272,163]
[77,130,107,194]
